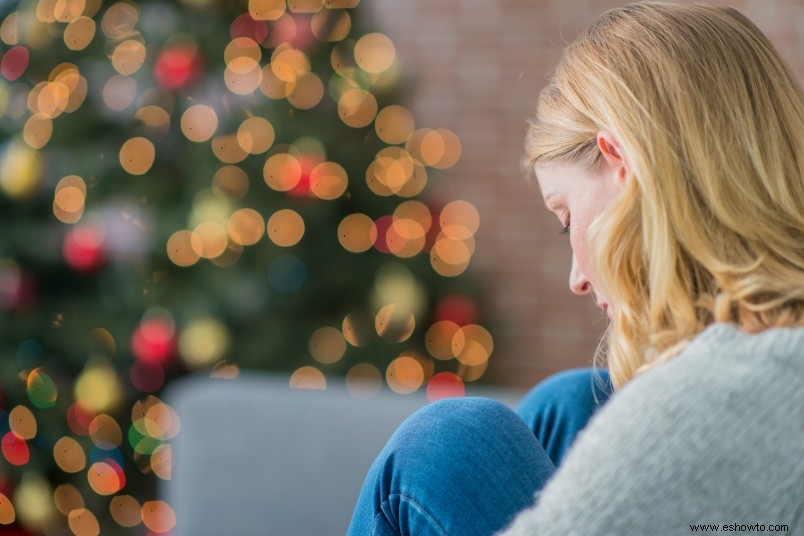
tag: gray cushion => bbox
[161,373,520,535]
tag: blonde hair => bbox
[525,2,804,389]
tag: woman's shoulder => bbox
[501,323,804,536]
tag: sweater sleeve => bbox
[498,324,804,536]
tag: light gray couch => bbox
[162,374,522,535]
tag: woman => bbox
[348,2,804,534]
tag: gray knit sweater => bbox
[499,323,804,535]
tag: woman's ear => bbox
[596,130,629,185]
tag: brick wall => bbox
[363,0,804,388]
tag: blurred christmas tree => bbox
[0,0,494,533]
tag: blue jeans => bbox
[347,368,612,536]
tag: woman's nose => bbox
[568,254,591,296]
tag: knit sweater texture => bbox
[499,322,804,535]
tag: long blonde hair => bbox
[525,2,804,389]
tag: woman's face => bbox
[535,153,625,318]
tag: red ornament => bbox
[1,432,29,466]
[130,359,165,392]
[63,226,105,272]
[154,45,201,91]
[66,401,96,436]
[372,215,393,254]
[131,319,175,365]
[287,158,314,198]
[433,295,479,327]
[1,46,29,81]
[426,372,465,402]
[231,14,269,43]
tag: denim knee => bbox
[360,397,555,536]
[516,368,612,467]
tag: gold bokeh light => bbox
[212,133,248,164]
[110,495,141,528]
[228,208,265,246]
[264,153,302,191]
[249,0,286,21]
[103,75,137,111]
[289,366,326,390]
[167,230,200,267]
[237,116,275,154]
[119,137,155,175]
[338,88,377,128]
[112,39,146,76]
[53,484,83,516]
[212,166,249,200]
[101,2,139,39]
[181,104,218,142]
[64,16,96,51]
[23,113,53,149]
[311,9,351,42]
[337,213,375,253]
[53,436,86,473]
[354,33,395,74]
[310,161,347,200]
[308,326,346,364]
[375,105,414,145]
[68,508,100,536]
[266,208,305,247]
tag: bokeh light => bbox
[212,165,250,200]
[212,133,248,163]
[110,495,142,528]
[311,9,351,41]
[74,360,123,413]
[13,473,55,531]
[237,116,275,154]
[179,317,230,368]
[87,461,124,495]
[338,213,375,253]
[346,363,382,399]
[267,208,305,247]
[22,113,53,149]
[228,208,265,245]
[181,104,218,142]
[249,0,286,21]
[112,39,146,76]
[9,405,37,440]
[64,16,96,50]
[53,484,84,516]
[386,353,425,395]
[309,326,346,364]
[426,371,465,401]
[354,33,395,74]
[342,311,373,347]
[141,500,176,533]
[0,493,15,524]
[289,366,326,390]
[167,229,200,267]
[375,105,414,145]
[53,174,87,224]
[2,431,29,465]
[54,436,87,473]
[375,303,415,342]
[119,137,156,175]
[68,508,100,536]
[338,88,377,128]
[27,368,58,408]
